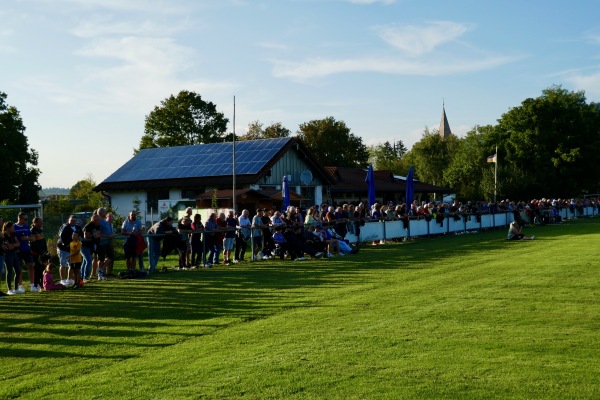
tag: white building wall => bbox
[111,192,147,219]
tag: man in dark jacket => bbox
[147,216,174,272]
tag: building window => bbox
[147,190,170,213]
[181,189,198,199]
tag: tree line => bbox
[1,85,599,206]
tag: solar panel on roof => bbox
[103,137,291,183]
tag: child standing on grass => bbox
[70,232,83,288]
[43,264,65,291]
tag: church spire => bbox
[439,101,452,139]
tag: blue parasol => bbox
[366,164,376,209]
[406,166,414,206]
[282,175,290,212]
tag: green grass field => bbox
[1,220,599,399]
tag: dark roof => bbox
[326,166,451,194]
[195,188,305,201]
[95,137,333,192]
[326,167,404,193]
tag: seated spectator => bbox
[43,264,66,291]
[272,226,294,260]
[507,221,534,240]
[313,225,340,256]
[284,226,323,260]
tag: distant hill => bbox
[40,187,70,196]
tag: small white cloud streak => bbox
[376,21,470,57]
[346,0,396,4]
[272,54,518,80]
[72,18,178,38]
[256,42,288,50]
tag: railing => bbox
[344,206,598,243]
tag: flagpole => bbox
[494,145,497,203]
[232,96,237,213]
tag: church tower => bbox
[439,102,452,139]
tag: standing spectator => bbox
[147,216,175,272]
[177,216,193,269]
[0,217,5,295]
[97,208,115,279]
[3,222,22,294]
[29,217,48,291]
[179,211,193,267]
[57,215,82,285]
[14,212,38,292]
[236,209,251,262]
[82,215,101,282]
[204,213,218,267]
[261,209,274,259]
[103,212,115,277]
[190,214,204,268]
[271,211,285,228]
[121,211,144,271]
[69,232,83,288]
[251,209,265,260]
[223,211,237,265]
[214,213,226,265]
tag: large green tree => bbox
[403,128,458,186]
[137,91,229,152]
[495,86,600,198]
[368,140,407,172]
[239,121,291,141]
[297,116,369,167]
[0,92,41,203]
[70,176,104,212]
[443,125,496,200]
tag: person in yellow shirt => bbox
[69,232,83,288]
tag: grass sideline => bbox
[1,220,599,399]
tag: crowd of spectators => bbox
[1,196,597,296]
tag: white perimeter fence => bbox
[344,206,599,243]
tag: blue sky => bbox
[2,0,600,188]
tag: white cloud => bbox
[0,28,15,53]
[256,42,288,50]
[272,54,517,81]
[376,21,470,57]
[72,18,180,38]
[75,36,235,113]
[568,71,600,98]
[39,0,185,13]
[346,0,396,4]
